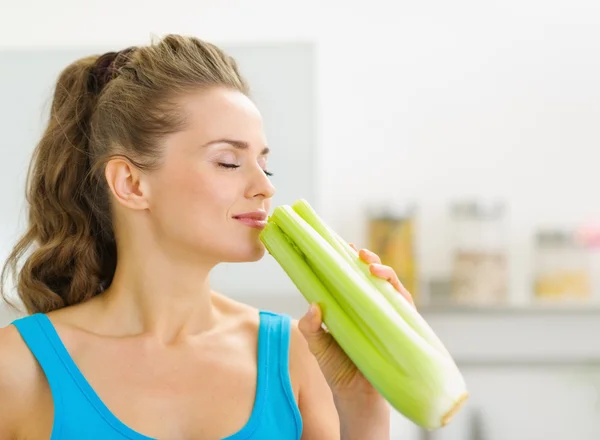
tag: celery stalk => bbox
[305,251,408,374]
[270,206,453,383]
[260,221,468,429]
[291,199,452,360]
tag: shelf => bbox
[240,291,600,316]
[417,302,600,315]
[242,292,600,367]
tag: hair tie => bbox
[88,47,136,94]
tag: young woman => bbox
[0,34,413,440]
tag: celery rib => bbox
[259,202,469,430]
[292,199,453,360]
[271,206,450,379]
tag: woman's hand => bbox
[297,245,415,437]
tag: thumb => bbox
[298,303,334,359]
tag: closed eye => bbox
[219,162,273,177]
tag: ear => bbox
[104,157,151,211]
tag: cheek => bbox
[184,172,237,217]
[149,163,233,231]
[147,164,267,261]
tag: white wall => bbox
[2,0,600,301]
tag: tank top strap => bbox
[12,313,153,440]
[258,310,292,377]
[256,310,303,437]
[11,313,67,436]
[11,313,65,393]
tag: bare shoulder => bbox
[0,323,45,439]
[0,322,39,400]
[287,318,330,395]
[211,291,261,328]
[287,318,340,439]
[288,318,313,373]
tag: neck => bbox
[98,242,217,344]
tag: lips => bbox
[233,211,268,229]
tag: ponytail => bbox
[1,55,116,314]
[1,35,250,315]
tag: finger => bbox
[358,248,382,265]
[369,263,401,289]
[369,263,415,306]
[298,303,334,358]
[349,243,359,253]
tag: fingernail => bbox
[308,303,316,317]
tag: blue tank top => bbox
[11,310,303,439]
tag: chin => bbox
[223,242,267,263]
[245,245,267,262]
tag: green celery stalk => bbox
[270,205,454,383]
[304,250,408,374]
[291,199,452,360]
[259,221,468,429]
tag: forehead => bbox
[178,87,266,142]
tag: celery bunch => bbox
[259,199,468,430]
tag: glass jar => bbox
[533,229,591,301]
[450,200,508,305]
[366,203,419,303]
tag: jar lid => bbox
[450,200,506,219]
[366,201,416,220]
[535,229,576,246]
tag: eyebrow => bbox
[203,138,270,155]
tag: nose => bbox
[247,165,275,200]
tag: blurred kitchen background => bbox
[2,1,600,439]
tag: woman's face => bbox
[144,87,276,265]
